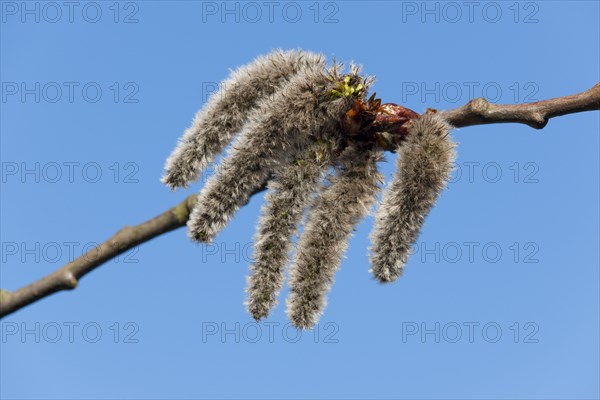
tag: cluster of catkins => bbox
[162,49,456,329]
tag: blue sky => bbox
[1,1,599,399]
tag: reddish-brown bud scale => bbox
[375,103,420,138]
[342,99,419,150]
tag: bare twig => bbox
[1,83,598,319]
[439,83,600,129]
[0,195,198,318]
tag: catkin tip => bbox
[369,113,456,282]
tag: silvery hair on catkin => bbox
[370,113,456,283]
[160,48,458,330]
[161,49,326,190]
[185,56,367,243]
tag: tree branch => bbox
[0,195,198,318]
[1,83,598,319]
[439,83,600,129]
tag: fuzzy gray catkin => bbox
[286,145,383,329]
[370,113,456,283]
[187,62,364,243]
[161,49,325,189]
[245,139,335,321]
